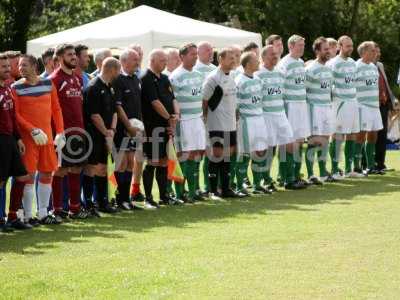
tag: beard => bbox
[63,59,76,70]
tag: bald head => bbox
[149,49,167,74]
[100,57,121,82]
[197,41,213,65]
[120,49,139,75]
[165,48,181,72]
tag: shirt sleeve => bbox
[202,74,217,101]
[50,83,64,134]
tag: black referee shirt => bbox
[140,68,175,129]
[113,72,142,121]
[83,76,116,134]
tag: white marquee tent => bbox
[27,5,262,65]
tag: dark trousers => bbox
[375,103,389,169]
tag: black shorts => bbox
[88,135,109,165]
[61,134,90,167]
[143,127,168,161]
[209,131,237,148]
[114,130,139,152]
[0,135,27,181]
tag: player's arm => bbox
[10,97,25,154]
[50,84,64,134]
[11,89,35,132]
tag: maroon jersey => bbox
[51,68,84,130]
[0,84,19,137]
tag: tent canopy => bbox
[27,5,262,65]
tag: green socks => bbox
[353,142,363,171]
[236,155,250,190]
[317,143,329,177]
[279,154,287,184]
[344,140,355,173]
[251,159,264,189]
[184,160,197,198]
[294,144,303,180]
[203,156,209,192]
[329,139,342,174]
[195,160,200,190]
[366,142,376,169]
[229,153,237,188]
[175,161,187,199]
[286,152,295,184]
[305,144,316,178]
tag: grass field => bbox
[1,151,400,299]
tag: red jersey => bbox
[51,68,84,130]
[0,84,19,137]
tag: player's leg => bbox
[354,132,366,173]
[37,172,60,225]
[130,154,144,201]
[366,131,378,173]
[317,136,331,180]
[52,167,68,219]
[114,150,130,209]
[252,150,270,194]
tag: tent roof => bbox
[27,5,262,57]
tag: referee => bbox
[83,57,120,214]
[113,49,143,210]
[141,49,181,207]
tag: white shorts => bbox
[359,105,383,132]
[175,117,206,152]
[263,112,294,146]
[334,100,360,134]
[238,115,269,154]
[285,101,311,140]
[309,104,335,136]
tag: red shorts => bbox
[21,138,58,173]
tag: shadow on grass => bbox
[1,173,399,255]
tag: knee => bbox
[39,173,53,184]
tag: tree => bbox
[0,0,36,52]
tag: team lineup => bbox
[0,34,391,231]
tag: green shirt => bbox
[235,73,263,117]
[305,60,333,106]
[254,66,285,113]
[169,66,203,120]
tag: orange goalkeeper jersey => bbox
[11,77,64,145]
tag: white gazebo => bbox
[27,5,262,65]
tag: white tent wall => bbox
[27,5,262,68]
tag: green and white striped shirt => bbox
[235,73,263,117]
[276,54,306,103]
[193,61,217,82]
[355,59,379,108]
[254,66,285,114]
[169,66,203,120]
[305,60,333,106]
[326,55,357,102]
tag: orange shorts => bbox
[21,139,58,174]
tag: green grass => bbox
[1,151,400,299]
